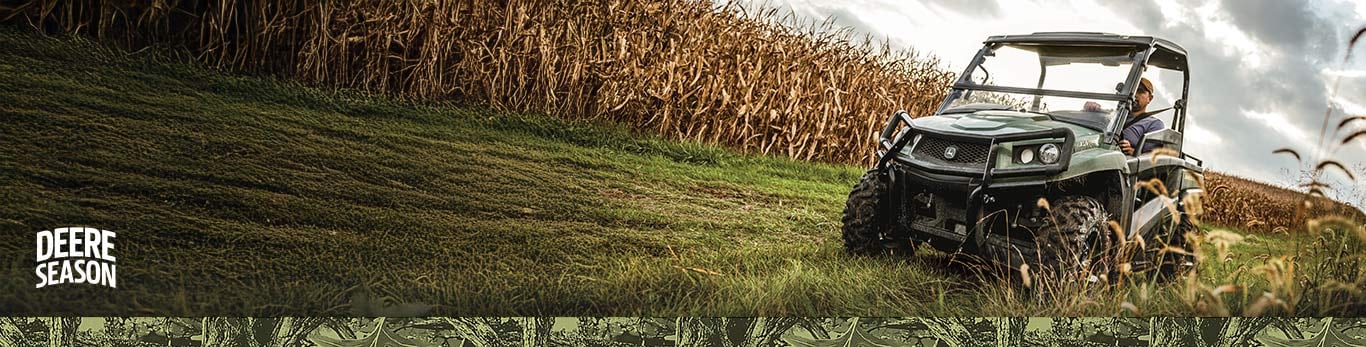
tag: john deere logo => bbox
[943,145,958,160]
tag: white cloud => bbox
[1334,97,1366,116]
[1322,69,1366,78]
[1240,109,1313,146]
[1184,122,1223,147]
[1192,2,1272,69]
[1152,0,1197,29]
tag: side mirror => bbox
[1138,128,1182,155]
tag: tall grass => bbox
[1,0,954,165]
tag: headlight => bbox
[1039,143,1061,164]
[1019,148,1035,163]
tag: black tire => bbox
[1156,210,1199,280]
[1033,196,1114,280]
[841,170,908,255]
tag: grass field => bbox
[0,29,1360,317]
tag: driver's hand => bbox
[1120,140,1135,156]
[1083,101,1103,112]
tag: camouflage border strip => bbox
[1,317,1363,346]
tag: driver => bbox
[1083,77,1164,156]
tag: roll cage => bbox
[935,32,1191,146]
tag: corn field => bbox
[1,0,953,165]
[4,0,1361,231]
[1204,173,1365,234]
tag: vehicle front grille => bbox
[912,135,990,164]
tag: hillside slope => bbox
[0,29,947,316]
[1204,172,1365,232]
[2,30,1360,317]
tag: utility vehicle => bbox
[843,32,1204,278]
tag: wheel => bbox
[841,170,911,255]
[1033,196,1114,281]
[1156,210,1199,280]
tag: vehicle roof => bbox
[984,32,1188,56]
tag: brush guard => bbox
[874,110,1076,256]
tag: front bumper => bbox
[876,111,1075,266]
[891,163,1048,262]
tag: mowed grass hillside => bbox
[0,28,935,316]
[1,29,1359,317]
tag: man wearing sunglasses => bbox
[1118,77,1163,156]
[1084,77,1164,156]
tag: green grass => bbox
[0,28,1357,316]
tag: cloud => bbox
[922,0,1002,17]
[1184,121,1224,146]
[1220,0,1339,57]
[814,7,891,40]
[1322,68,1366,78]
[1333,97,1366,116]
[741,0,925,52]
[1239,109,1313,147]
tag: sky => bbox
[727,0,1366,206]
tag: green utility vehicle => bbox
[843,32,1204,278]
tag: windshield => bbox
[941,92,1120,131]
[940,43,1143,131]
